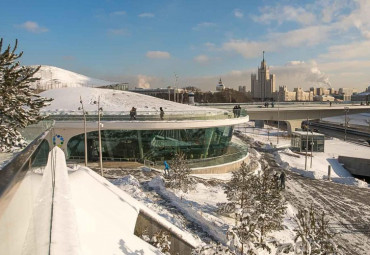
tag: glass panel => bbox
[67,126,234,162]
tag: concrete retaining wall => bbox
[190,154,249,174]
[134,211,194,255]
[338,156,370,177]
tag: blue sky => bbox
[1,0,370,91]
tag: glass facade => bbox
[67,126,234,162]
[291,133,325,152]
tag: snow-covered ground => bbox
[30,65,114,90]
[40,87,225,115]
[235,122,369,188]
[109,120,369,254]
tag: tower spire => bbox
[263,51,265,61]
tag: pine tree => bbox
[227,210,260,255]
[223,161,257,216]
[254,166,286,246]
[220,161,286,254]
[0,38,52,152]
[167,152,192,192]
[221,161,261,254]
[294,205,339,255]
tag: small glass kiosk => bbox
[291,131,325,152]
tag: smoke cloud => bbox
[136,75,152,89]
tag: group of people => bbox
[233,105,242,118]
[274,171,286,190]
[129,107,165,120]
[264,102,274,108]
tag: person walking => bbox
[280,171,286,190]
[237,105,241,117]
[160,107,164,120]
[233,105,237,118]
[130,107,136,120]
[164,160,170,176]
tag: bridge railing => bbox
[42,109,233,121]
[0,122,54,255]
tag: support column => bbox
[285,120,303,134]
[137,130,144,160]
[203,128,214,158]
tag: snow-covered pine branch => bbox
[0,38,53,152]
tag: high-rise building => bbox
[251,52,275,100]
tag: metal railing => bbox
[42,109,233,122]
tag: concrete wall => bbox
[135,211,194,255]
[191,154,249,174]
[338,156,370,177]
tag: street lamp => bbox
[277,90,280,144]
[305,116,309,170]
[310,130,314,168]
[94,96,104,176]
[344,107,349,141]
[79,96,88,167]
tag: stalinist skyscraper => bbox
[251,52,275,101]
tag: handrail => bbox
[0,124,53,217]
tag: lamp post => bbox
[305,116,309,170]
[344,107,349,141]
[94,96,104,176]
[277,90,280,144]
[79,96,88,167]
[310,130,314,168]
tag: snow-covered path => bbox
[248,140,370,255]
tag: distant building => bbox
[100,83,129,91]
[294,88,313,101]
[314,95,335,102]
[238,86,246,93]
[129,87,186,103]
[316,87,324,96]
[339,88,357,95]
[216,78,225,91]
[309,87,316,96]
[251,52,275,101]
[276,86,296,101]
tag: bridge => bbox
[198,103,370,134]
[246,105,370,133]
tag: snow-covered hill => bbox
[30,65,114,90]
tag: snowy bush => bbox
[192,242,236,255]
[166,152,193,192]
[0,38,52,152]
[149,230,171,255]
[294,205,339,255]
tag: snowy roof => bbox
[40,87,226,115]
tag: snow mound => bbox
[40,87,225,114]
[30,65,114,90]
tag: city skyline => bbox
[1,0,370,91]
